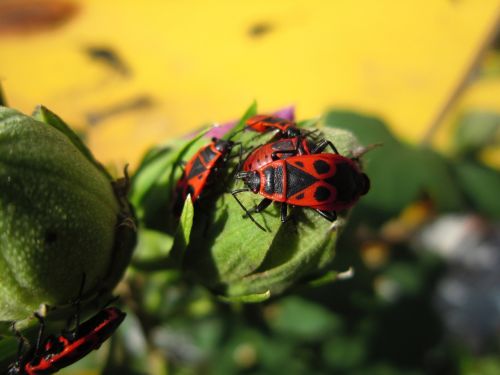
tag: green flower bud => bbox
[0,106,136,321]
[131,110,367,303]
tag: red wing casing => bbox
[25,308,126,374]
[245,114,295,133]
[175,142,223,204]
[242,137,313,171]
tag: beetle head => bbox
[236,171,261,193]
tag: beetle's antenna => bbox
[231,189,266,231]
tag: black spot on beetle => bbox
[313,159,330,174]
[314,186,331,202]
[295,193,305,200]
[295,161,304,167]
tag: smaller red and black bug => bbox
[246,114,301,138]
[173,137,241,216]
[8,307,126,375]
[232,140,369,231]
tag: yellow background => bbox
[1,0,499,169]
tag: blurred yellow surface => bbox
[0,0,499,168]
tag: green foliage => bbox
[2,102,499,374]
[452,159,500,219]
[462,356,500,375]
[32,105,112,180]
[130,105,364,301]
[453,111,500,156]
[324,111,465,217]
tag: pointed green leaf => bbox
[170,195,195,261]
[31,105,111,180]
[306,270,339,287]
[222,100,258,140]
[218,290,271,303]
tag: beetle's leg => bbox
[71,273,86,339]
[272,135,304,160]
[315,209,337,222]
[280,203,291,222]
[245,198,272,216]
[33,312,46,355]
[231,189,266,231]
[311,139,339,154]
[301,128,320,138]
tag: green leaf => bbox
[0,107,121,320]
[218,290,271,303]
[297,116,320,128]
[132,196,194,270]
[222,100,258,140]
[416,149,465,211]
[130,128,209,231]
[0,336,17,371]
[454,111,500,156]
[170,195,195,262]
[324,110,398,146]
[269,297,342,340]
[182,125,359,298]
[131,229,174,269]
[323,335,366,369]
[358,144,419,215]
[129,145,176,221]
[31,105,111,180]
[452,159,500,218]
[322,111,464,216]
[306,270,339,287]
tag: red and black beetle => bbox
[232,140,369,231]
[246,114,301,138]
[241,132,334,172]
[8,307,126,375]
[173,137,240,215]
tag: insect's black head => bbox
[283,126,301,138]
[213,138,233,152]
[237,171,261,193]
